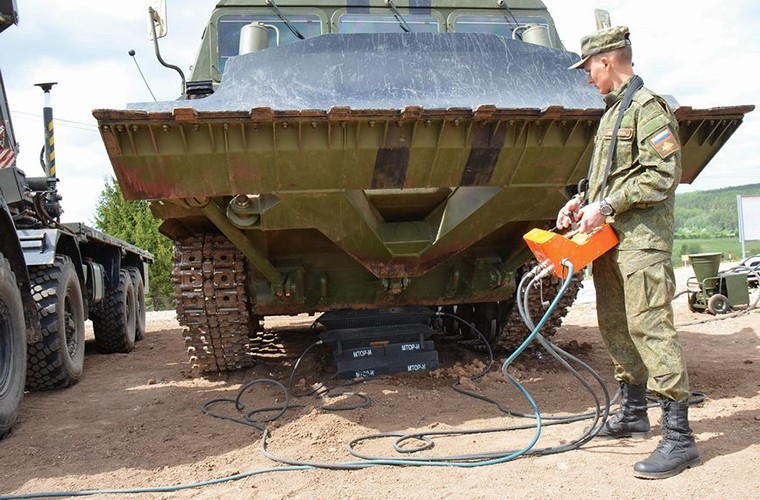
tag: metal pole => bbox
[737,194,746,259]
[34,82,57,177]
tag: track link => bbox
[173,235,256,373]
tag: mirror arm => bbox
[149,6,186,97]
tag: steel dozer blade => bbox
[95,33,753,203]
[675,106,755,183]
[91,29,753,305]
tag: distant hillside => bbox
[675,183,760,239]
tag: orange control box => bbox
[523,224,619,279]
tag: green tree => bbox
[94,177,173,309]
[675,183,760,239]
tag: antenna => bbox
[129,49,157,102]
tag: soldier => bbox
[557,26,700,479]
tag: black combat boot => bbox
[633,399,701,479]
[596,381,651,439]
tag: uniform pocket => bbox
[603,129,636,174]
[626,260,675,315]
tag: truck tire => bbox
[126,267,146,341]
[0,254,27,439]
[26,255,86,391]
[92,269,136,353]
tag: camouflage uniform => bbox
[587,76,690,403]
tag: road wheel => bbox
[126,267,146,341]
[26,255,85,391]
[0,254,27,439]
[707,293,731,315]
[457,302,508,343]
[435,305,459,336]
[92,269,136,353]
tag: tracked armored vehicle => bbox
[93,0,753,373]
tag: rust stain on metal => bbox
[328,106,351,122]
[473,105,496,122]
[98,127,122,157]
[173,107,199,124]
[400,106,423,121]
[250,107,275,122]
[360,247,469,279]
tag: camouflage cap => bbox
[568,26,631,70]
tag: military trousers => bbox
[592,249,690,402]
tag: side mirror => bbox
[148,0,167,40]
[0,0,19,34]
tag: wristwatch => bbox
[600,199,616,217]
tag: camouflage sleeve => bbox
[607,101,681,214]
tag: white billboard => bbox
[739,195,760,241]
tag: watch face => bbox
[601,202,613,216]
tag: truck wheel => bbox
[92,269,136,353]
[0,254,27,439]
[26,255,85,391]
[126,267,146,341]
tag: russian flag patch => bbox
[649,126,680,159]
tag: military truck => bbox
[0,1,153,439]
[93,0,752,373]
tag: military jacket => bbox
[587,76,682,253]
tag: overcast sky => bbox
[1,0,758,224]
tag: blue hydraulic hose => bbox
[497,260,576,456]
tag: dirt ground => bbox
[1,267,759,499]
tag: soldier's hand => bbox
[577,201,606,234]
[556,198,582,230]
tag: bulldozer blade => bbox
[94,33,753,202]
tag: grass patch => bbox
[674,238,760,265]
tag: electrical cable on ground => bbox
[2,258,712,499]
[0,260,614,497]
[259,263,576,468]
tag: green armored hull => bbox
[93,1,753,372]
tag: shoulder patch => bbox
[640,114,670,138]
[649,126,680,159]
[633,88,656,106]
